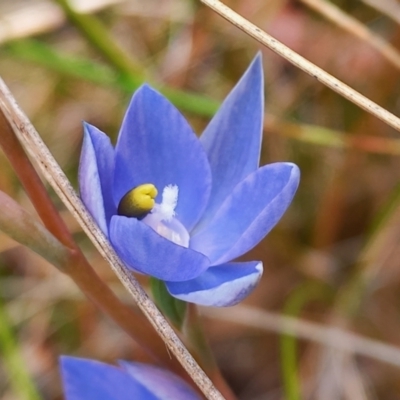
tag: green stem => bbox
[150,277,187,330]
[150,279,236,397]
[184,303,237,400]
[0,297,43,400]
[184,303,216,371]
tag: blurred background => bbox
[1,0,400,399]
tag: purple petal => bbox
[113,85,211,231]
[110,215,210,281]
[79,123,115,236]
[119,361,201,400]
[165,261,263,306]
[196,54,264,230]
[191,163,300,265]
[60,357,157,400]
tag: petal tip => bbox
[82,120,90,130]
[286,162,301,183]
[166,261,263,307]
[276,162,301,183]
[131,83,162,102]
[250,51,263,71]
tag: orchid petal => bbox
[191,163,300,264]
[60,357,157,400]
[197,54,264,230]
[119,361,201,400]
[79,124,115,236]
[110,215,210,281]
[113,85,211,230]
[165,261,263,306]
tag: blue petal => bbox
[110,215,210,281]
[60,357,157,400]
[79,123,115,236]
[119,361,201,400]
[191,163,300,265]
[165,261,263,306]
[113,85,211,231]
[196,54,264,230]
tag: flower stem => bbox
[185,303,237,400]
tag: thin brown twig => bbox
[0,78,224,400]
[0,190,70,269]
[0,110,73,247]
[200,0,400,134]
[299,0,400,70]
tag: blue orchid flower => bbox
[79,54,300,307]
[60,356,201,400]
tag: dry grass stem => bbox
[0,78,224,400]
[362,0,400,26]
[200,0,400,133]
[204,306,400,369]
[265,118,400,155]
[300,0,400,70]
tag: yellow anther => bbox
[118,183,158,218]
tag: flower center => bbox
[118,183,158,218]
[118,183,189,248]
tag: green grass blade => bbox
[4,39,219,117]
[280,283,332,400]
